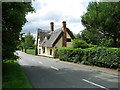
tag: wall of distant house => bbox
[66,32,72,47]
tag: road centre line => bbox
[82,79,109,90]
[51,66,59,71]
[38,61,43,64]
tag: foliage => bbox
[53,49,58,58]
[58,47,120,70]
[24,32,35,49]
[99,38,120,47]
[3,61,32,88]
[99,38,113,47]
[26,49,35,55]
[72,39,89,49]
[81,2,120,47]
[2,2,35,60]
[80,29,103,45]
[83,47,120,70]
[17,32,35,54]
[58,47,84,63]
[72,39,97,49]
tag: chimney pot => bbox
[50,22,54,31]
[62,21,66,28]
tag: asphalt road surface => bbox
[17,51,119,89]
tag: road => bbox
[17,51,119,89]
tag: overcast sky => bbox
[22,0,93,38]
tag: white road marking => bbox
[38,61,43,64]
[22,64,29,65]
[51,66,59,71]
[32,59,34,61]
[82,79,109,90]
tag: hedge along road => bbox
[17,51,119,89]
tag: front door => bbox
[50,49,52,55]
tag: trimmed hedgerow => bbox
[83,47,120,69]
[58,47,84,63]
[58,47,120,70]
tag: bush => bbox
[58,46,120,70]
[58,47,84,63]
[99,38,113,47]
[26,49,35,55]
[72,39,89,49]
[83,47,120,69]
[53,49,58,58]
[88,44,97,48]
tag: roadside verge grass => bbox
[3,60,32,88]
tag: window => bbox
[50,49,52,55]
[66,38,71,42]
[39,49,41,54]
[43,47,45,53]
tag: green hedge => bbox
[83,47,120,69]
[26,49,35,55]
[58,47,120,70]
[58,47,84,63]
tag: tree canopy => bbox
[2,2,35,60]
[24,32,35,49]
[81,2,120,47]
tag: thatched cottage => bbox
[36,21,75,57]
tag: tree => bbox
[72,39,89,49]
[81,2,120,47]
[17,33,25,52]
[23,32,35,52]
[2,2,35,60]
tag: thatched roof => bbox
[37,27,75,47]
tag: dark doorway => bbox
[50,49,52,55]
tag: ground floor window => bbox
[50,49,52,55]
[43,47,45,53]
[39,49,41,54]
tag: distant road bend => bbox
[17,51,119,89]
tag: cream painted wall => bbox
[46,47,53,55]
[45,47,47,55]
[66,32,72,47]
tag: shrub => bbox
[99,38,114,47]
[53,49,58,58]
[83,47,120,69]
[88,44,97,48]
[26,49,35,55]
[58,46,120,70]
[58,47,84,63]
[72,39,89,49]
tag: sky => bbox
[22,0,93,39]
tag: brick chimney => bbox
[50,22,54,32]
[62,21,67,47]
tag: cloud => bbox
[22,0,92,39]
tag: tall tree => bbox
[23,32,35,51]
[81,2,120,47]
[2,2,35,60]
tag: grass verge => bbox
[26,49,35,55]
[2,60,32,88]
